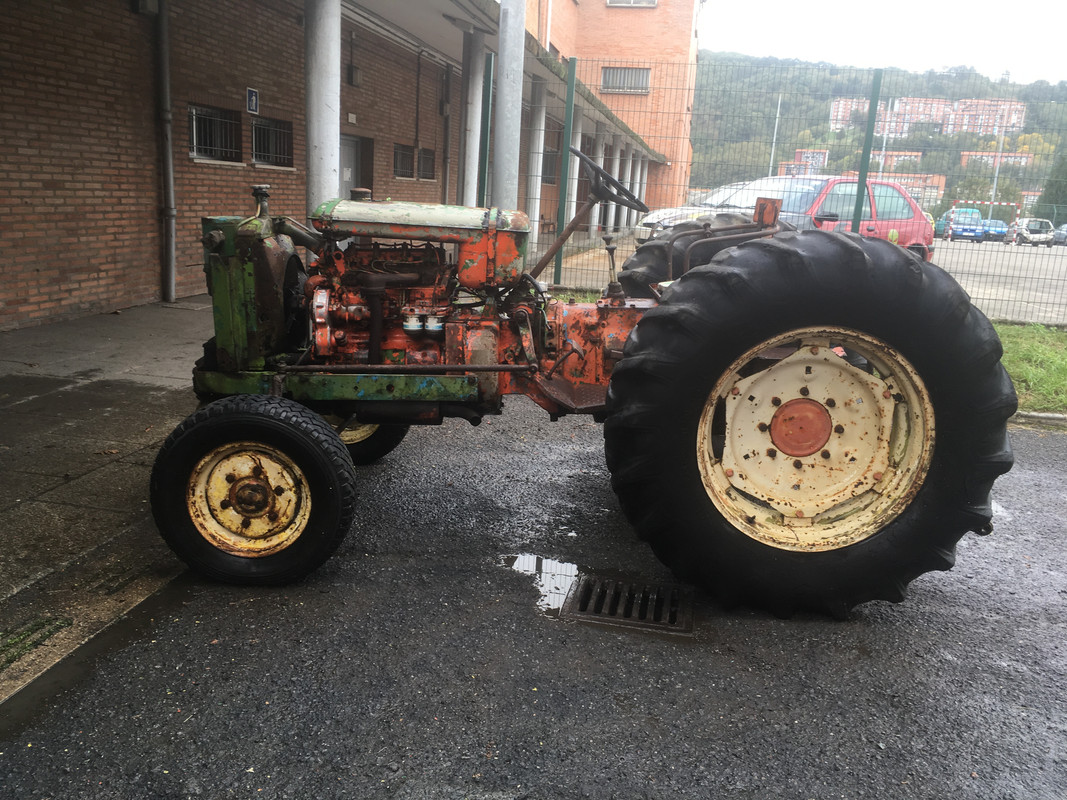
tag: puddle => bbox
[503,553,580,614]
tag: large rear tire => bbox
[604,230,1016,617]
[151,395,358,585]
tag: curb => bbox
[1012,411,1067,429]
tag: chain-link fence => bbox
[528,57,1067,325]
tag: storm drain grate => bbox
[560,575,694,634]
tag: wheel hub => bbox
[769,398,832,457]
[697,329,934,551]
[188,442,311,555]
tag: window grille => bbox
[417,148,435,180]
[188,105,241,162]
[605,0,657,7]
[252,118,293,167]
[394,144,415,178]
[601,67,651,94]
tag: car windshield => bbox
[693,183,747,208]
[955,210,982,223]
[709,177,829,214]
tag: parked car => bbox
[1053,223,1067,245]
[635,182,747,242]
[637,175,934,259]
[934,207,985,242]
[982,218,1009,242]
[1006,218,1055,246]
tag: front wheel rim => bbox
[187,441,312,557]
[696,327,935,552]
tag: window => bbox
[394,145,436,179]
[601,67,651,95]
[393,144,415,178]
[188,105,241,162]
[251,118,293,167]
[870,184,913,220]
[417,148,435,180]
[818,182,871,220]
[606,0,657,6]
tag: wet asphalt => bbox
[1,395,1064,799]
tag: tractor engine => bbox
[304,240,453,365]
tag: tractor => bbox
[150,150,1017,617]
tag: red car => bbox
[703,175,936,260]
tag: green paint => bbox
[193,371,479,402]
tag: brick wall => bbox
[169,0,307,298]
[0,0,159,329]
[339,22,462,205]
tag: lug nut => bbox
[766,448,777,458]
[826,398,836,408]
[821,450,831,459]
[834,424,845,434]
[772,397,781,406]
[799,386,810,396]
[793,459,803,469]
[758,422,769,432]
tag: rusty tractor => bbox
[150,150,1017,617]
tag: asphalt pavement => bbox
[0,298,1065,799]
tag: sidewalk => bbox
[0,296,215,701]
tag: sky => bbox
[696,1,1066,87]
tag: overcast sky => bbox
[696,1,1066,87]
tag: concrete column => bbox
[492,0,525,210]
[606,134,622,232]
[526,79,547,239]
[590,126,607,240]
[565,111,583,223]
[621,144,635,229]
[637,155,649,216]
[461,30,485,207]
[305,0,341,216]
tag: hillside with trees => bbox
[690,52,1067,221]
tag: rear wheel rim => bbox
[187,441,312,557]
[696,327,935,552]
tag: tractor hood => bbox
[311,199,529,243]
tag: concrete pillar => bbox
[461,30,485,207]
[590,126,607,240]
[526,79,547,239]
[606,134,622,232]
[621,144,635,229]
[637,155,649,216]
[565,112,583,223]
[305,0,341,215]
[492,0,525,210]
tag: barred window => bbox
[601,67,651,95]
[252,118,293,167]
[188,104,241,162]
[394,144,415,178]
[418,148,435,180]
[605,0,657,7]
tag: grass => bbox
[994,323,1067,415]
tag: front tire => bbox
[604,230,1016,616]
[151,395,358,585]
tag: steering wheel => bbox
[570,146,649,214]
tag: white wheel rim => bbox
[696,327,935,551]
[187,441,312,557]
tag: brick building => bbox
[1,0,698,330]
